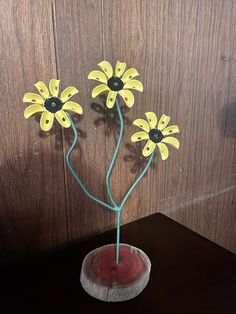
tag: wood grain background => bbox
[0,0,235,261]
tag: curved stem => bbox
[105,98,124,207]
[66,115,115,212]
[119,151,155,210]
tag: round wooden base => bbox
[80,243,151,302]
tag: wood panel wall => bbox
[0,0,235,261]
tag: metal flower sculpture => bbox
[23,61,181,302]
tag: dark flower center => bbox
[107,76,124,91]
[149,128,164,143]
[44,97,63,113]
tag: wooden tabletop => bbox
[1,213,235,314]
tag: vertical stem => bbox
[116,210,121,264]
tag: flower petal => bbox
[142,140,156,157]
[106,91,117,108]
[24,104,45,119]
[91,84,109,98]
[34,81,49,99]
[118,90,134,108]
[55,110,71,128]
[61,86,79,103]
[23,93,44,104]
[162,136,180,149]
[129,81,145,93]
[157,114,170,130]
[88,70,107,83]
[133,118,150,132]
[98,61,113,79]
[131,131,149,142]
[63,101,83,115]
[115,60,126,77]
[122,68,139,83]
[157,142,169,160]
[40,111,54,131]
[123,79,143,92]
[162,125,180,135]
[49,79,60,97]
[145,112,157,129]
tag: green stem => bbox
[105,98,124,207]
[66,115,115,212]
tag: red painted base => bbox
[92,245,146,286]
[80,244,151,302]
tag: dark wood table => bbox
[1,213,235,314]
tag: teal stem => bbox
[66,115,116,212]
[105,98,124,207]
[116,210,121,264]
[115,151,155,264]
[119,151,155,211]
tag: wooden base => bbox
[80,243,151,302]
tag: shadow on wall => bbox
[0,116,115,264]
[124,142,156,175]
[0,155,43,263]
[219,102,236,138]
[91,95,132,138]
[35,114,87,151]
[91,97,156,174]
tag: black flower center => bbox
[107,76,124,91]
[44,97,63,113]
[149,128,164,143]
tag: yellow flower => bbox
[131,112,180,160]
[23,79,83,131]
[88,60,143,109]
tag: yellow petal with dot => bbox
[133,119,150,132]
[142,140,156,157]
[91,84,109,98]
[131,131,149,142]
[61,86,79,103]
[115,60,126,77]
[157,114,170,130]
[98,61,113,79]
[24,104,45,119]
[122,68,139,83]
[157,142,169,160]
[63,101,83,115]
[88,70,108,84]
[55,110,71,128]
[118,90,134,108]
[123,79,143,92]
[145,112,157,129]
[40,111,54,131]
[106,91,117,108]
[23,93,44,104]
[34,81,49,99]
[162,125,180,135]
[49,79,60,97]
[162,136,180,149]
